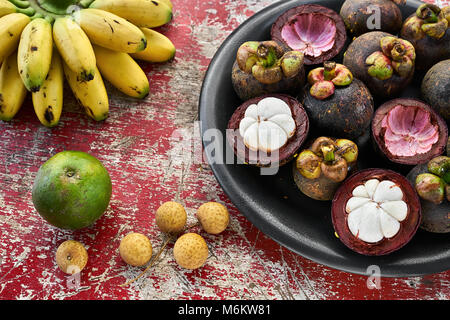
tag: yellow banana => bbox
[0,13,30,65]
[78,8,146,53]
[0,51,27,121]
[32,48,64,127]
[0,0,34,18]
[18,18,53,92]
[63,63,109,121]
[131,28,176,63]
[89,0,172,28]
[53,16,96,82]
[93,45,149,99]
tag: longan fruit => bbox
[56,240,88,274]
[173,233,208,270]
[197,202,229,234]
[119,232,153,267]
[155,201,187,234]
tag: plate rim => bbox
[198,0,450,277]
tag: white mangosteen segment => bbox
[244,103,258,119]
[347,202,384,244]
[242,122,259,151]
[352,185,369,198]
[280,13,336,57]
[268,114,296,138]
[364,179,380,199]
[382,105,439,157]
[345,197,371,213]
[345,179,409,243]
[238,97,296,152]
[380,201,408,222]
[372,180,403,203]
[379,209,401,238]
[258,121,288,153]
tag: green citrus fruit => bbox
[32,151,112,230]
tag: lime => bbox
[32,151,112,230]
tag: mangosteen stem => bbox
[323,61,336,81]
[417,4,440,23]
[257,44,277,68]
[321,146,335,163]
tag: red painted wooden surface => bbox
[0,0,449,300]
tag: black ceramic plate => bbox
[199,0,450,277]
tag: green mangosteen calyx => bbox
[236,41,304,85]
[296,137,358,182]
[405,4,449,40]
[307,62,353,100]
[366,36,415,80]
[415,156,450,204]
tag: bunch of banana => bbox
[0,0,176,127]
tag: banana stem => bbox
[7,0,30,8]
[17,6,36,15]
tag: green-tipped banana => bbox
[131,28,175,63]
[0,13,30,64]
[32,48,64,127]
[0,0,34,17]
[78,8,146,53]
[18,18,53,92]
[0,51,28,121]
[63,63,109,121]
[53,16,96,82]
[93,45,149,98]
[89,0,172,28]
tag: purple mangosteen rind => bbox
[271,4,347,65]
[339,0,403,37]
[226,94,309,167]
[371,98,448,166]
[331,168,422,256]
[421,59,450,121]
[406,163,450,233]
[300,78,374,141]
[343,31,415,99]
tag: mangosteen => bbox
[400,4,450,72]
[372,98,448,166]
[407,156,450,233]
[340,0,403,37]
[271,4,347,65]
[227,94,309,167]
[343,31,416,99]
[300,62,374,141]
[293,136,358,201]
[421,59,450,121]
[332,168,421,256]
[231,41,305,101]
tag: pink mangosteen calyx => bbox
[280,13,337,58]
[366,37,416,80]
[307,62,353,100]
[381,105,439,157]
[236,41,304,85]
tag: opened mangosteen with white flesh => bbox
[227,94,309,168]
[231,41,305,101]
[332,169,421,256]
[293,137,358,201]
[271,4,347,66]
[400,4,450,72]
[343,32,416,99]
[372,98,448,166]
[340,0,403,37]
[407,156,450,233]
[300,62,374,142]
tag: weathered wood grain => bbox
[0,0,449,300]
